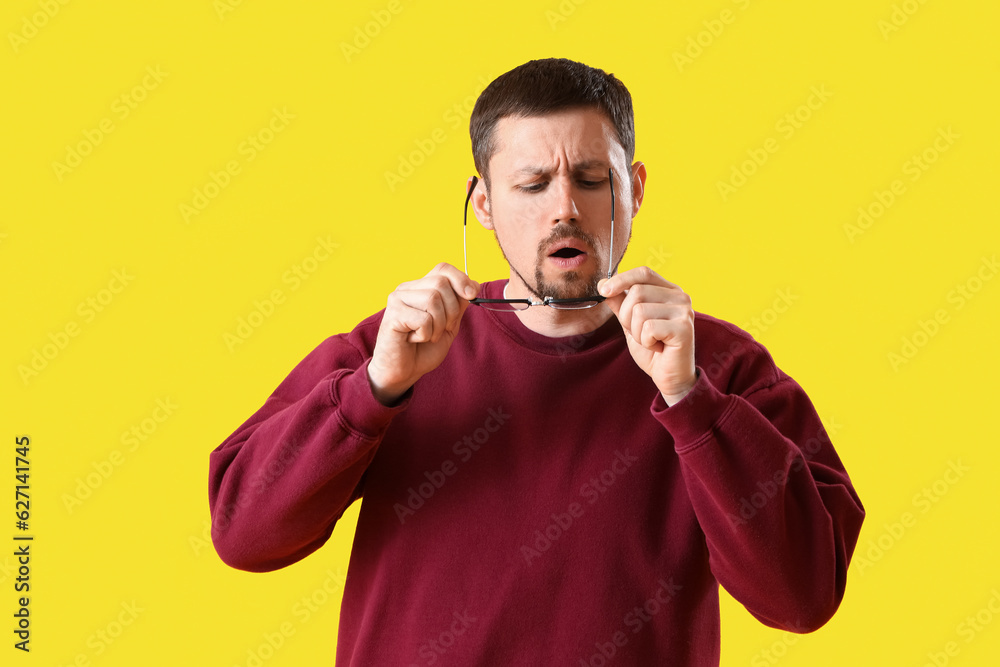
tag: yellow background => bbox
[2,0,998,664]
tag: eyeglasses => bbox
[463,168,615,311]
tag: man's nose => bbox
[549,179,580,224]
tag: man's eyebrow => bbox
[512,160,610,176]
[572,160,610,172]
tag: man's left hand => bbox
[598,267,697,406]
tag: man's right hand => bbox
[367,263,480,406]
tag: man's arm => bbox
[600,267,864,631]
[208,326,404,572]
[208,263,479,572]
[653,349,865,632]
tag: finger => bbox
[603,289,625,319]
[387,300,436,344]
[426,262,481,301]
[417,275,463,341]
[386,288,446,343]
[627,299,694,344]
[615,284,674,335]
[638,317,690,350]
[392,265,479,344]
[599,266,676,298]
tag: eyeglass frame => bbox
[462,167,616,310]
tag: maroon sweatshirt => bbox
[208,279,864,666]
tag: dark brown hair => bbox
[469,58,635,190]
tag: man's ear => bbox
[630,161,646,217]
[469,176,494,230]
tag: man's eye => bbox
[518,183,546,193]
[579,180,603,188]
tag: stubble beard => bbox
[494,223,607,301]
[533,264,600,300]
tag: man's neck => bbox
[503,279,616,338]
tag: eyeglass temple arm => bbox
[608,168,614,281]
[464,176,479,276]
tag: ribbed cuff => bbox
[329,358,411,439]
[650,366,736,453]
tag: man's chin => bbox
[534,270,600,300]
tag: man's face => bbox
[471,107,644,301]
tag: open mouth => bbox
[546,243,589,270]
[550,247,585,259]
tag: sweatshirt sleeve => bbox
[651,345,865,633]
[208,320,408,572]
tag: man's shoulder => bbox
[692,310,785,393]
[304,308,385,368]
[693,310,758,347]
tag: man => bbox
[209,58,864,665]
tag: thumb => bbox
[598,278,624,319]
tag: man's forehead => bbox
[491,109,623,174]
